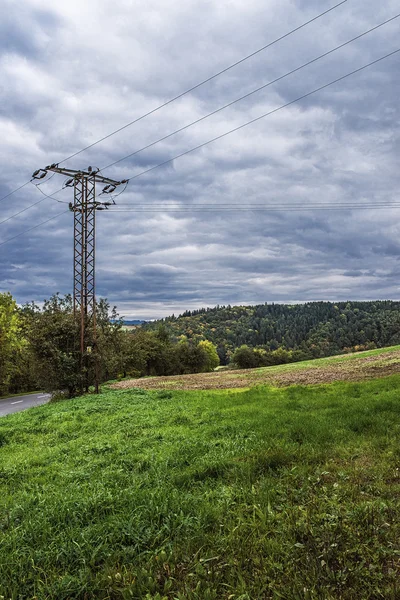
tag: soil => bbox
[110,350,400,392]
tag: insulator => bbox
[104,185,116,194]
[96,206,106,210]
[32,169,47,180]
[68,202,73,211]
[64,178,74,187]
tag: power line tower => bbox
[32,164,125,393]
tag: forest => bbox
[2,294,400,397]
[147,300,400,365]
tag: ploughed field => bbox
[1,355,400,598]
[112,345,400,391]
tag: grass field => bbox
[112,345,400,391]
[1,368,400,598]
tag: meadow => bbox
[112,344,400,391]
[0,372,399,598]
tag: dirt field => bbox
[110,348,400,391]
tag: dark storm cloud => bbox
[1,0,400,319]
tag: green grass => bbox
[1,376,400,599]
[249,344,400,375]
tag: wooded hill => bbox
[146,301,400,364]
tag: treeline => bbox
[3,295,400,397]
[146,301,400,364]
[0,293,219,398]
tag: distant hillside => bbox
[145,301,400,364]
[122,320,146,326]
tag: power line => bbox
[0,180,32,204]
[0,197,47,226]
[1,201,397,251]
[3,3,390,232]
[113,200,400,206]
[0,182,70,227]
[106,204,400,212]
[2,12,397,247]
[3,48,398,248]
[101,13,400,172]
[117,48,400,184]
[58,1,347,165]
[32,183,68,204]
[0,210,70,249]
[0,2,346,206]
[1,203,395,252]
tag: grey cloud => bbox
[1,0,400,319]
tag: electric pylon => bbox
[32,164,126,393]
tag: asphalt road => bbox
[0,393,51,417]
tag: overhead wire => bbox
[0,3,346,213]
[7,42,396,233]
[2,5,399,246]
[0,197,48,226]
[0,210,70,249]
[100,13,400,172]
[0,184,69,229]
[0,182,68,228]
[0,180,32,204]
[32,183,69,204]
[106,204,400,212]
[58,1,347,166]
[6,16,393,231]
[115,47,400,184]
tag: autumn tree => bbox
[0,293,26,395]
[198,340,220,371]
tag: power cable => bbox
[0,180,32,204]
[101,13,400,172]
[113,200,400,206]
[107,204,400,212]
[1,201,397,252]
[0,197,47,226]
[117,48,400,184]
[58,1,346,165]
[3,43,398,235]
[0,183,68,228]
[0,2,346,205]
[32,183,69,204]
[3,8,397,240]
[0,210,70,249]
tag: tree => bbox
[231,345,259,369]
[23,294,81,398]
[0,293,26,395]
[198,340,220,371]
[175,341,208,374]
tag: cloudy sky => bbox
[0,0,399,319]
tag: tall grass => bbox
[0,376,399,599]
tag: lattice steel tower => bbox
[32,165,125,392]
